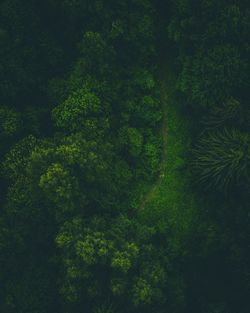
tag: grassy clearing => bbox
[137,62,198,254]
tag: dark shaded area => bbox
[0,1,249,313]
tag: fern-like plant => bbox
[192,128,250,192]
[202,97,243,130]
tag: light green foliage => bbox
[132,277,153,306]
[111,251,133,273]
[76,231,112,265]
[57,216,139,273]
[39,163,79,211]
[3,132,127,221]
[111,242,139,273]
[2,136,50,233]
[56,216,82,248]
[0,1,201,312]
[56,215,168,309]
[3,135,38,181]
[30,135,121,215]
[53,88,109,135]
[56,217,113,301]
[138,64,197,260]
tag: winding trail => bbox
[139,64,170,210]
[138,57,197,248]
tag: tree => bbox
[178,45,248,109]
[56,214,168,312]
[52,88,110,139]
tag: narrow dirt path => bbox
[139,73,169,210]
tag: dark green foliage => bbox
[192,129,250,191]
[0,2,163,311]
[0,0,249,312]
[168,1,250,312]
[169,0,250,113]
[0,106,22,137]
[0,0,64,107]
[202,97,244,130]
[178,45,248,108]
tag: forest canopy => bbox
[0,1,249,313]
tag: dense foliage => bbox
[0,0,249,313]
[169,0,250,312]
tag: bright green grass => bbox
[137,68,198,254]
